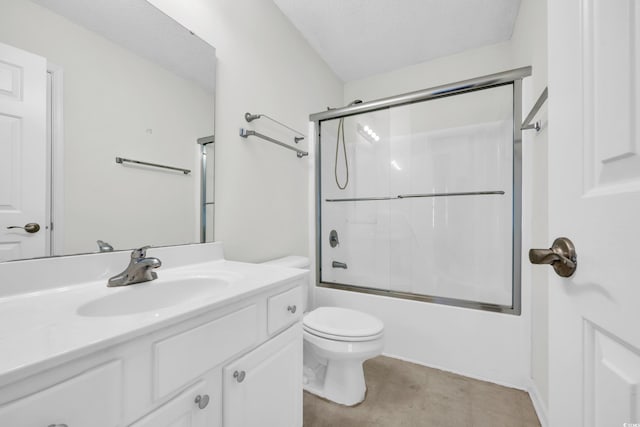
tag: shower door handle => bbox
[529,237,577,277]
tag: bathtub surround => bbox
[309,73,532,410]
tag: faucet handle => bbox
[131,245,152,259]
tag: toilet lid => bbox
[303,307,384,338]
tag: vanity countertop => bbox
[0,244,306,387]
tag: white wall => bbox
[511,0,549,417]
[0,0,214,254]
[147,0,343,262]
[315,0,548,396]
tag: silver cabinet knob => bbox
[233,370,246,383]
[194,394,210,409]
[7,223,40,233]
[287,305,297,314]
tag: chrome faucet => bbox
[108,246,161,287]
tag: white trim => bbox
[527,380,549,427]
[45,71,52,256]
[47,62,64,256]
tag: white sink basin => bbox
[77,276,231,317]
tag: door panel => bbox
[583,0,640,193]
[0,42,47,261]
[585,323,640,426]
[548,0,640,425]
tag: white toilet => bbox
[263,256,384,406]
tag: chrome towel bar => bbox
[325,190,505,202]
[239,128,308,158]
[244,112,305,142]
[115,157,191,174]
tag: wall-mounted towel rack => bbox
[244,112,305,143]
[115,157,191,174]
[325,190,505,202]
[521,87,548,132]
[239,128,308,158]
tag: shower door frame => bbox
[310,66,531,315]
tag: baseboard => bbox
[527,381,549,427]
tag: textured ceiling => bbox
[273,0,522,82]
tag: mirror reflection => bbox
[0,0,216,262]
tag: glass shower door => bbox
[319,84,516,309]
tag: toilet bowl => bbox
[262,256,384,406]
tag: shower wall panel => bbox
[319,85,515,307]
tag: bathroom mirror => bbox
[0,0,216,262]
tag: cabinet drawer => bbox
[0,360,122,427]
[154,304,258,398]
[267,286,303,335]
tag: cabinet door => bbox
[223,323,302,427]
[130,381,211,427]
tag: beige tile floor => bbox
[303,356,541,427]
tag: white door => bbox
[0,42,47,261]
[547,1,640,426]
[223,324,302,427]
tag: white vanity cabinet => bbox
[0,279,305,427]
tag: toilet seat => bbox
[303,307,384,342]
[304,325,383,342]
